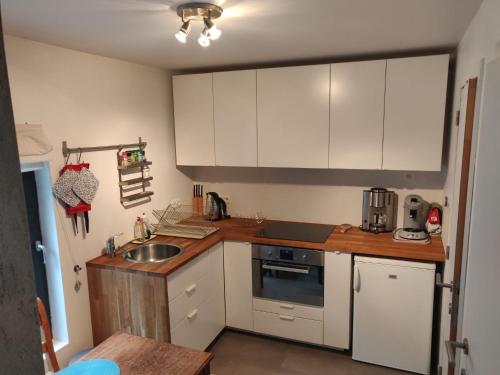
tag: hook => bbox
[64,151,71,166]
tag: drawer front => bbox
[167,251,209,301]
[169,274,210,330]
[253,310,323,345]
[171,298,222,351]
[253,298,323,321]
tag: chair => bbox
[36,297,60,372]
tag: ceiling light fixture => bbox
[175,2,223,46]
[175,20,191,43]
[198,27,211,47]
[203,17,221,40]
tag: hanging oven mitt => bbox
[73,167,99,204]
[54,163,92,234]
[53,170,80,207]
[65,163,91,234]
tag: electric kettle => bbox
[205,192,230,221]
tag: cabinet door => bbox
[208,242,225,334]
[383,55,449,171]
[330,60,386,169]
[352,259,435,374]
[257,65,330,168]
[223,242,253,330]
[172,73,215,166]
[213,70,257,166]
[324,252,352,349]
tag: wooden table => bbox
[78,332,213,375]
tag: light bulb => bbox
[175,20,191,43]
[204,18,221,40]
[198,28,210,47]
[175,31,187,43]
[208,25,221,40]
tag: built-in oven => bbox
[252,244,324,307]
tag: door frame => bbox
[446,74,481,375]
[21,161,69,350]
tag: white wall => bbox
[438,0,500,372]
[192,167,444,227]
[5,36,193,366]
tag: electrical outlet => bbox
[403,172,415,182]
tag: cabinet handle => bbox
[279,315,295,322]
[185,284,197,294]
[187,309,198,320]
[279,303,295,310]
[353,264,361,292]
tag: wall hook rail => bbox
[62,137,146,157]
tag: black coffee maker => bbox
[205,192,230,221]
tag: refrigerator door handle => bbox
[353,264,361,292]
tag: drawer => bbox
[253,298,323,321]
[253,310,323,345]
[167,251,210,301]
[170,298,222,351]
[169,274,210,330]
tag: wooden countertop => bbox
[78,332,212,375]
[87,218,445,276]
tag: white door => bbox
[172,73,215,166]
[330,60,386,169]
[383,55,449,171]
[353,257,435,374]
[436,79,473,375]
[456,55,500,375]
[213,70,257,166]
[223,241,253,330]
[257,65,330,168]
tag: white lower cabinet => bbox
[253,310,323,345]
[223,242,253,330]
[167,243,225,351]
[253,297,323,321]
[324,252,352,349]
[253,298,324,345]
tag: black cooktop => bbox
[256,222,335,243]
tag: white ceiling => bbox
[1,0,482,70]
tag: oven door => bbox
[252,259,324,307]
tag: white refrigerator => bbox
[352,256,435,374]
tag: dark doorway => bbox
[22,171,51,322]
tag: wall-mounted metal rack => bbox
[62,139,147,158]
[61,138,153,206]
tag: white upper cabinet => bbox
[172,56,449,171]
[257,65,330,168]
[173,73,215,166]
[383,55,449,171]
[330,60,386,169]
[213,70,257,166]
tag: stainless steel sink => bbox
[123,243,183,263]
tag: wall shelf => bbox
[119,176,153,187]
[120,191,154,203]
[117,161,152,170]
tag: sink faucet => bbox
[106,233,124,258]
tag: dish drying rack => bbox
[152,203,219,239]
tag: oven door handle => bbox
[262,263,310,275]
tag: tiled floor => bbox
[209,330,409,375]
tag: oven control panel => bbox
[252,244,324,267]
